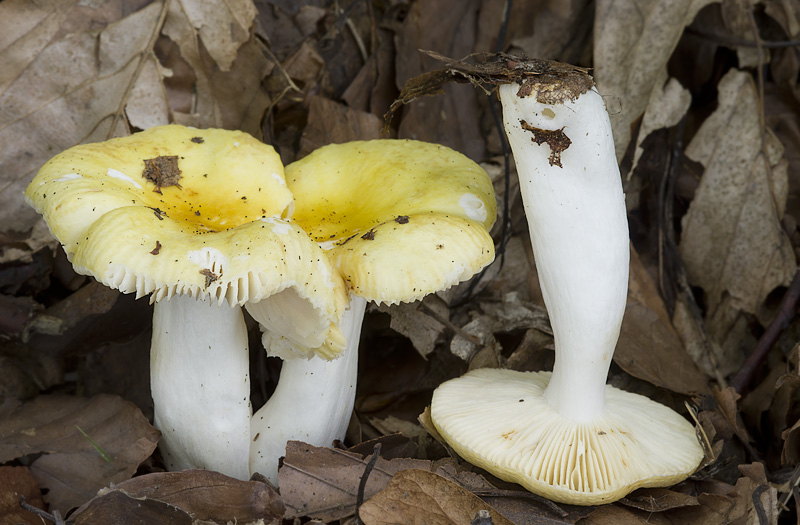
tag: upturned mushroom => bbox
[248,139,497,482]
[25,125,348,480]
[430,62,704,504]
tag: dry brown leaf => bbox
[615,247,710,394]
[627,76,692,178]
[0,2,163,236]
[125,55,171,129]
[378,296,449,358]
[71,490,193,525]
[0,394,159,513]
[394,0,485,161]
[680,69,796,329]
[169,0,256,72]
[713,386,754,446]
[163,0,265,132]
[71,470,284,524]
[298,96,383,158]
[279,440,430,521]
[781,418,800,465]
[508,0,592,63]
[594,0,718,160]
[0,466,46,525]
[618,487,699,512]
[358,469,512,525]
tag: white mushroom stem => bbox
[498,83,630,421]
[249,294,366,484]
[150,294,252,479]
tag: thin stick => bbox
[731,269,800,392]
[20,496,66,525]
[354,442,382,524]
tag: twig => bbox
[731,269,800,392]
[20,496,66,525]
[354,442,382,524]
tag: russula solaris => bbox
[246,139,497,482]
[430,63,704,505]
[24,125,347,480]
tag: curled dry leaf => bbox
[70,470,284,524]
[680,69,796,340]
[593,0,719,160]
[358,469,512,525]
[0,394,159,513]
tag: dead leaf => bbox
[71,470,284,524]
[71,490,193,525]
[394,0,485,161]
[163,0,265,132]
[358,469,513,525]
[298,96,383,158]
[628,76,692,178]
[0,466,46,525]
[378,296,449,358]
[279,440,430,521]
[680,69,796,344]
[713,386,754,446]
[508,0,592,64]
[782,418,800,465]
[125,55,171,129]
[594,0,719,160]
[615,246,710,394]
[170,0,256,72]
[618,487,699,512]
[0,2,164,235]
[0,394,159,513]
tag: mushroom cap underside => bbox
[430,368,705,505]
[285,140,498,304]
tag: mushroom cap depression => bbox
[25,125,347,357]
[285,139,497,304]
[431,368,705,505]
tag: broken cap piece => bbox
[432,369,704,505]
[285,139,497,304]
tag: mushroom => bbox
[25,125,348,480]
[430,63,704,504]
[248,139,498,482]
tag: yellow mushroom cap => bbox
[25,125,347,358]
[431,368,705,505]
[285,139,497,304]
